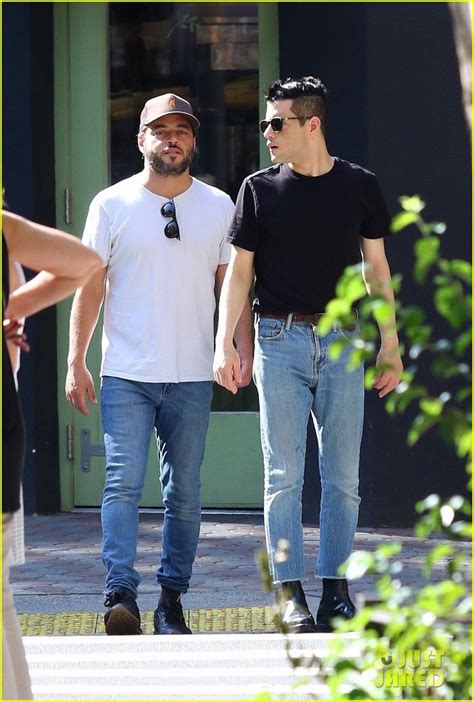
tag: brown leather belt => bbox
[259,311,325,324]
[258,310,357,331]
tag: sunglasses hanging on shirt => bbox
[161,200,180,240]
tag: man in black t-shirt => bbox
[214,76,403,633]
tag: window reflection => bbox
[109,2,259,200]
[109,2,260,411]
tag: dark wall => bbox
[366,3,470,525]
[278,3,470,526]
[3,3,59,514]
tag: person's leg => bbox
[254,318,319,633]
[101,377,157,597]
[254,319,314,584]
[153,381,212,635]
[155,381,213,592]
[312,328,364,629]
[2,513,33,699]
[312,329,364,578]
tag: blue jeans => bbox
[253,316,364,583]
[100,377,213,597]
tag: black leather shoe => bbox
[154,588,191,635]
[280,580,317,634]
[104,587,142,635]
[315,578,356,632]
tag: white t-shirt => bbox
[82,174,233,382]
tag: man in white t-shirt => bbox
[66,93,252,635]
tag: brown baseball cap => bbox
[139,93,200,130]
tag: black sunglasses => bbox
[259,116,312,135]
[161,200,180,240]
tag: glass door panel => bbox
[108,3,262,506]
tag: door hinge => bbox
[64,187,72,225]
[66,424,74,461]
[80,429,105,472]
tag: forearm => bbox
[364,261,399,349]
[233,298,253,353]
[6,261,26,372]
[2,210,103,280]
[67,271,106,365]
[6,270,101,320]
[216,264,253,349]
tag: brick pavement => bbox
[10,512,471,614]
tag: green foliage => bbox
[318,194,472,477]
[255,196,471,701]
[315,493,472,700]
[314,196,471,699]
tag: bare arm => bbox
[4,261,28,375]
[215,262,254,388]
[214,247,255,394]
[65,268,107,415]
[3,210,103,319]
[360,236,403,397]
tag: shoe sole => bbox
[280,619,318,634]
[105,605,143,635]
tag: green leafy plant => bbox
[318,492,471,700]
[316,197,471,699]
[318,195,471,476]
[256,197,472,700]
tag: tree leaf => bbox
[434,281,468,329]
[391,211,420,233]
[450,258,472,285]
[414,236,440,284]
[399,194,426,213]
[420,397,443,417]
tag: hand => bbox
[213,344,242,395]
[65,363,97,416]
[3,318,30,352]
[235,345,253,388]
[373,346,403,398]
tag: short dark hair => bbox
[265,76,328,137]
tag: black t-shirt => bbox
[2,234,25,514]
[227,158,391,313]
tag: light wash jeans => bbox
[100,376,213,597]
[253,315,364,583]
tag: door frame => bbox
[54,2,109,510]
[54,2,279,511]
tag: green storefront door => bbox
[55,2,278,510]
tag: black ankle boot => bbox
[316,578,356,632]
[103,587,143,635]
[279,580,317,634]
[154,586,192,635]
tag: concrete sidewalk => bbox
[10,511,470,619]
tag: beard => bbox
[146,146,195,176]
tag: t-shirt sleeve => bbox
[226,179,258,252]
[360,174,391,239]
[82,195,110,265]
[218,196,234,265]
